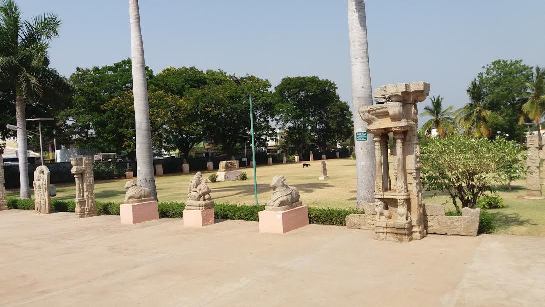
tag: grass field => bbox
[7,158,545,235]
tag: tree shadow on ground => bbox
[210,182,334,200]
[94,189,123,200]
[491,211,536,230]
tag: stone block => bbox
[155,164,164,176]
[424,204,445,216]
[125,171,134,179]
[258,205,309,234]
[182,163,190,174]
[321,154,327,160]
[267,157,273,166]
[120,200,159,225]
[216,170,241,181]
[183,209,214,227]
[294,155,300,163]
[346,214,374,230]
[206,162,214,171]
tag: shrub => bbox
[208,173,217,183]
[478,210,496,234]
[96,201,120,215]
[214,203,264,221]
[238,172,248,181]
[94,162,125,180]
[477,193,505,209]
[421,135,524,212]
[158,202,184,218]
[7,197,33,210]
[308,207,359,226]
[52,200,76,212]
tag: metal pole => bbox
[38,122,44,166]
[249,95,258,205]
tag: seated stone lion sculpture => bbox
[124,180,152,203]
[186,172,213,210]
[266,175,301,211]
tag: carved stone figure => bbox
[266,176,301,211]
[124,180,152,203]
[186,172,214,210]
[33,165,51,214]
[319,161,329,180]
[0,148,7,211]
[71,156,96,218]
[360,81,430,242]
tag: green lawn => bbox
[7,159,545,235]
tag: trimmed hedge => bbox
[5,197,357,226]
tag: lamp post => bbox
[7,118,54,166]
[249,94,258,206]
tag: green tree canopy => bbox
[274,76,353,155]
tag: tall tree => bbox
[0,0,61,198]
[421,96,455,138]
[274,76,353,156]
[129,0,156,199]
[522,66,545,143]
[347,0,375,207]
[456,80,492,138]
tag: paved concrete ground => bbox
[1,210,544,307]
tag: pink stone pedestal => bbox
[120,200,159,225]
[183,209,215,227]
[258,206,309,234]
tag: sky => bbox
[19,0,545,111]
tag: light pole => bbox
[7,118,54,166]
[249,94,259,206]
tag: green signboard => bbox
[355,131,368,142]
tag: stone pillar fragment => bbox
[33,166,52,214]
[71,156,96,218]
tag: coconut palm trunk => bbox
[15,93,30,199]
[129,0,157,199]
[348,0,375,207]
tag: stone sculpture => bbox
[216,160,241,181]
[71,156,96,218]
[124,179,152,203]
[319,161,329,180]
[259,175,308,233]
[33,165,51,214]
[359,81,430,242]
[0,147,7,211]
[186,172,213,210]
[266,176,301,211]
[526,133,544,198]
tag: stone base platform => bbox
[216,170,241,181]
[258,205,309,234]
[183,209,215,227]
[120,200,159,225]
[375,220,413,242]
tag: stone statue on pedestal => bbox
[266,176,301,211]
[186,172,213,210]
[124,179,152,203]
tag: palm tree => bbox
[421,96,455,137]
[0,0,60,198]
[347,0,375,207]
[129,0,157,199]
[522,66,545,143]
[456,80,492,138]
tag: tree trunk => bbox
[15,94,30,199]
[129,0,157,199]
[348,0,376,207]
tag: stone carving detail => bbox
[318,161,329,180]
[0,148,7,211]
[186,172,214,210]
[359,81,430,242]
[266,176,301,211]
[526,133,544,198]
[71,156,96,217]
[33,165,51,214]
[124,180,152,203]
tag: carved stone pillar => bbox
[380,135,389,191]
[394,130,407,194]
[374,134,383,193]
